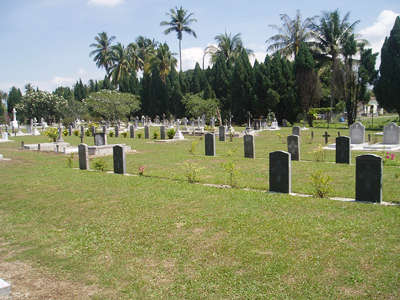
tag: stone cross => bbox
[228,112,233,128]
[322,131,330,144]
[246,111,252,128]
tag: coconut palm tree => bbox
[160,6,197,72]
[266,10,316,59]
[147,43,177,83]
[89,31,116,74]
[311,9,361,116]
[133,36,158,72]
[205,31,253,65]
[108,43,131,85]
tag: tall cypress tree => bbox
[168,64,184,117]
[73,81,82,102]
[102,75,111,90]
[374,16,400,117]
[212,53,231,115]
[253,58,271,116]
[140,73,151,116]
[7,86,22,114]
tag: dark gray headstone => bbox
[282,119,287,127]
[91,125,96,135]
[27,125,32,134]
[78,143,89,170]
[383,122,400,145]
[57,126,64,142]
[94,132,107,146]
[336,136,351,164]
[219,126,226,142]
[130,125,135,138]
[102,125,107,133]
[80,126,85,136]
[144,125,150,139]
[269,151,291,193]
[113,145,126,174]
[356,154,382,203]
[287,135,300,161]
[205,133,216,156]
[349,121,365,144]
[292,126,300,136]
[160,126,166,140]
[114,126,119,137]
[253,120,261,130]
[244,134,255,158]
[68,125,72,136]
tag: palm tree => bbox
[311,9,360,116]
[160,6,197,72]
[147,43,177,83]
[89,31,116,74]
[266,10,316,59]
[205,31,253,65]
[108,43,131,86]
[24,83,35,93]
[134,36,158,72]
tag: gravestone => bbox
[322,131,331,144]
[287,135,300,161]
[244,134,255,158]
[253,119,261,130]
[80,126,85,136]
[269,151,291,193]
[2,132,8,141]
[292,126,300,136]
[383,122,400,144]
[113,145,126,174]
[27,125,32,134]
[356,154,382,203]
[114,125,119,138]
[57,126,64,142]
[130,125,135,138]
[102,125,107,133]
[68,125,72,136]
[160,125,166,140]
[78,143,89,170]
[219,125,226,142]
[94,132,107,146]
[144,125,150,139]
[91,125,96,135]
[336,136,351,164]
[349,121,365,144]
[205,133,216,156]
[282,119,288,127]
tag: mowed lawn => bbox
[0,126,399,299]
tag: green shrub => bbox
[220,161,240,187]
[166,128,176,139]
[85,129,91,137]
[181,162,203,183]
[92,157,108,172]
[153,131,159,139]
[73,130,80,137]
[137,133,143,139]
[309,170,333,198]
[189,141,198,155]
[310,145,326,162]
[121,132,128,138]
[109,131,114,137]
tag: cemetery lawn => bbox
[1,126,399,299]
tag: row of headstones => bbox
[78,143,382,203]
[204,133,352,164]
[269,151,382,203]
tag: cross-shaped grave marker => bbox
[322,131,330,144]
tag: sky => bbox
[0,0,399,94]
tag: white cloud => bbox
[78,68,86,76]
[358,10,399,66]
[181,47,210,70]
[50,76,75,86]
[87,0,124,7]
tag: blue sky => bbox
[0,0,399,94]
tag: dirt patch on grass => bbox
[0,259,105,299]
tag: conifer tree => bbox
[212,53,231,115]
[168,64,184,117]
[7,87,22,114]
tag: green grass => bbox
[0,125,399,299]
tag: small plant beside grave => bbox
[85,129,91,137]
[225,147,238,157]
[138,165,146,176]
[220,161,240,188]
[189,140,198,155]
[66,153,75,168]
[109,131,114,137]
[153,131,159,139]
[166,128,176,139]
[276,133,287,144]
[309,170,333,198]
[310,145,326,162]
[137,132,143,138]
[121,132,128,138]
[381,151,398,166]
[181,162,203,183]
[44,127,58,142]
[73,130,80,136]
[92,157,108,172]
[62,129,68,136]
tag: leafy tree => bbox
[0,90,6,123]
[205,31,253,65]
[293,42,322,126]
[168,64,185,117]
[374,16,400,117]
[134,36,158,72]
[211,53,231,115]
[84,90,140,124]
[24,83,35,93]
[102,75,112,90]
[160,6,197,71]
[17,91,68,123]
[7,86,22,115]
[182,93,220,120]
[90,31,116,74]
